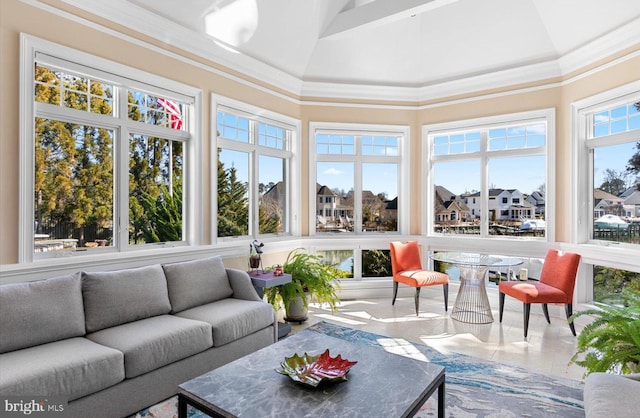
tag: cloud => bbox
[323,167,343,175]
[594,114,609,124]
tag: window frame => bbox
[308,122,410,236]
[570,81,640,301]
[422,109,556,248]
[212,95,300,243]
[20,34,202,263]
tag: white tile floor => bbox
[289,284,595,382]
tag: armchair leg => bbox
[542,304,551,324]
[499,292,505,322]
[523,303,531,339]
[565,304,576,336]
[392,281,398,306]
[443,283,449,312]
[414,287,421,316]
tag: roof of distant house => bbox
[593,189,624,202]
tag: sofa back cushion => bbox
[0,274,85,353]
[163,256,234,313]
[82,264,171,333]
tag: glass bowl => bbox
[275,349,357,387]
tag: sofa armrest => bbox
[584,372,640,418]
[226,268,262,302]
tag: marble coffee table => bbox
[178,328,445,418]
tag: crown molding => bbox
[46,0,640,104]
[53,0,304,95]
[300,81,421,102]
[557,17,640,75]
[302,59,562,102]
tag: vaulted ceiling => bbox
[61,0,640,100]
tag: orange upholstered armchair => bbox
[499,249,581,338]
[389,241,449,316]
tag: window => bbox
[315,247,392,280]
[361,249,392,277]
[23,37,198,261]
[424,109,553,239]
[573,80,640,303]
[317,250,354,278]
[593,265,640,304]
[310,123,408,234]
[586,100,639,245]
[214,98,297,240]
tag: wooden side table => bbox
[248,271,293,339]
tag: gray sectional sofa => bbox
[0,256,277,418]
[584,372,640,418]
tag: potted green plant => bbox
[264,249,347,322]
[569,291,640,377]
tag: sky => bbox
[317,162,399,199]
[594,141,637,190]
[315,142,638,198]
[221,142,637,199]
[219,105,639,199]
[218,150,285,190]
[434,156,546,196]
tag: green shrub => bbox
[569,291,640,377]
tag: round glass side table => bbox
[430,252,523,324]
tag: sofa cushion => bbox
[0,337,124,401]
[82,265,171,333]
[85,315,213,378]
[0,274,85,354]
[162,256,234,313]
[176,298,275,347]
[584,372,640,418]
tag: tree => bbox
[127,94,184,245]
[332,187,347,197]
[362,249,391,277]
[627,142,640,190]
[139,182,183,243]
[625,102,640,190]
[128,135,168,243]
[593,266,640,304]
[217,150,249,237]
[599,169,628,196]
[34,67,113,246]
[259,181,275,194]
[259,193,281,234]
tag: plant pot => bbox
[284,294,308,323]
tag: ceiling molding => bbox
[557,17,640,75]
[302,59,562,102]
[416,60,562,102]
[50,0,640,104]
[54,0,304,95]
[301,81,421,102]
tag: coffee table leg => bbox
[438,379,445,418]
[178,394,187,418]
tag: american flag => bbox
[157,97,183,130]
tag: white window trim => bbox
[422,108,555,256]
[211,94,301,244]
[570,80,640,298]
[19,34,203,263]
[308,122,410,236]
